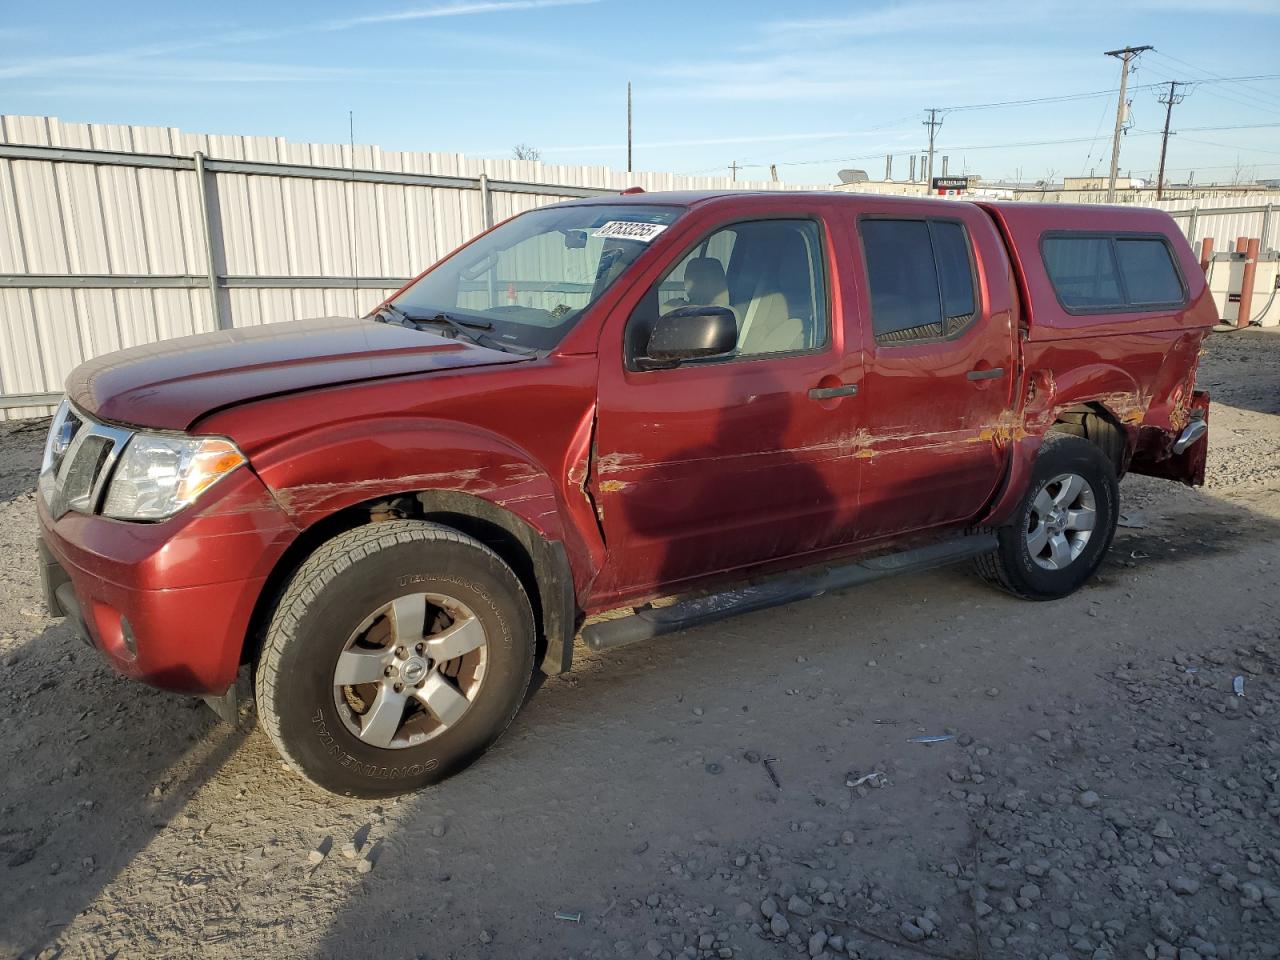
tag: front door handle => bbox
[808,383,859,401]
[967,367,1005,381]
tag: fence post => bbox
[193,151,229,330]
[1262,204,1273,253]
[1187,205,1198,247]
[1238,237,1260,328]
[478,173,493,230]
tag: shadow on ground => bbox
[0,620,247,957]
[302,487,1280,960]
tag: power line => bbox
[933,73,1280,116]
[1082,92,1116,175]
[942,88,1116,113]
[1172,135,1280,157]
[767,120,1280,170]
[1145,55,1280,119]
[1149,51,1280,112]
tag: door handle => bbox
[808,383,859,401]
[967,367,1005,381]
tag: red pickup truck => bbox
[37,191,1212,797]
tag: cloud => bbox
[0,0,600,82]
[324,0,600,29]
[764,1,1012,38]
[646,48,1045,104]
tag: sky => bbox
[2,0,1279,186]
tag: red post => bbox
[1235,236,1248,254]
[1237,237,1260,328]
[1199,237,1213,275]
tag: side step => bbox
[581,533,997,652]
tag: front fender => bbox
[251,416,557,527]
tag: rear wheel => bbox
[975,433,1119,600]
[255,520,535,798]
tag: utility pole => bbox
[1155,80,1187,200]
[729,160,739,182]
[923,108,943,185]
[626,81,633,173]
[1104,45,1152,202]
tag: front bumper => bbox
[36,466,299,695]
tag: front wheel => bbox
[255,520,535,798]
[975,433,1119,600]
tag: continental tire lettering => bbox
[311,709,438,778]
[392,574,514,645]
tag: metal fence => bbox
[3,114,1278,420]
[1153,195,1279,258]
[0,114,792,419]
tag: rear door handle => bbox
[967,367,1005,381]
[808,383,859,400]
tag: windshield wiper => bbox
[372,303,413,327]
[414,310,526,354]
[421,311,493,333]
[374,304,529,354]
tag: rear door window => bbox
[860,218,978,342]
[1042,233,1185,312]
[932,221,977,331]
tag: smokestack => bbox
[909,155,917,181]
[941,156,949,176]
[885,155,893,181]
[920,154,928,181]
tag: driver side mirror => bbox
[639,305,737,370]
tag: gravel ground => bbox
[1,330,1278,960]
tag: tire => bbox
[255,520,535,798]
[975,433,1119,601]
[1051,412,1127,475]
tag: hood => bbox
[66,316,530,430]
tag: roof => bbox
[556,189,862,208]
[557,191,1188,226]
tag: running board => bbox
[581,533,997,653]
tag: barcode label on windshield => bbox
[594,221,668,243]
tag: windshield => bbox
[389,203,684,351]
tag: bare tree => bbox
[1039,168,1059,200]
[512,143,541,161]
[1230,156,1254,187]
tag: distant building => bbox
[830,173,1015,199]
[1014,176,1278,204]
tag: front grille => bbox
[40,402,134,518]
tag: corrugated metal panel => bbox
[1152,194,1280,253]
[0,114,883,418]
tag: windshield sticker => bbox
[594,220,669,243]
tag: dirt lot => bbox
[2,330,1278,960]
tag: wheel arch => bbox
[1047,401,1132,474]
[243,488,579,680]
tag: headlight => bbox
[101,433,246,520]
